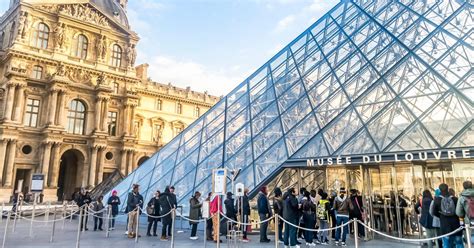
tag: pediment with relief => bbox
[37,4,117,30]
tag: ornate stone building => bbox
[0,0,219,202]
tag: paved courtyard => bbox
[0,214,422,248]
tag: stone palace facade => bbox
[0,0,219,202]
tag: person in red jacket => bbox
[210,193,223,243]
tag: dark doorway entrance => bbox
[57,150,84,201]
[137,156,150,167]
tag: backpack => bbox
[466,196,474,224]
[317,199,329,220]
[439,195,456,216]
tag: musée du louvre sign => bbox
[304,148,474,167]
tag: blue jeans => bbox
[284,221,297,246]
[335,216,349,242]
[441,235,463,248]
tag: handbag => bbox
[147,205,154,215]
[355,197,367,221]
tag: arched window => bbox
[111,44,122,67]
[31,65,43,79]
[67,99,86,135]
[8,22,15,46]
[33,22,49,49]
[75,34,88,59]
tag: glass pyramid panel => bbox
[106,0,474,208]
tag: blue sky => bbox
[0,0,338,96]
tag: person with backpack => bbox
[317,192,331,246]
[333,187,353,247]
[456,180,474,245]
[430,183,463,248]
[302,191,316,246]
[92,195,105,231]
[415,190,438,248]
[146,191,161,237]
[273,187,284,242]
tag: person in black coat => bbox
[159,186,174,240]
[224,192,237,221]
[168,186,178,237]
[283,188,299,247]
[107,190,121,230]
[415,190,437,248]
[147,191,161,236]
[273,187,284,241]
[236,188,251,242]
[349,189,365,237]
[76,189,92,231]
[257,186,272,243]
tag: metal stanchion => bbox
[135,209,139,243]
[76,208,83,248]
[204,217,207,248]
[70,204,74,222]
[62,203,66,229]
[29,194,37,237]
[274,214,279,248]
[353,219,359,248]
[12,201,19,233]
[466,224,472,248]
[0,202,3,224]
[44,201,50,225]
[217,198,220,248]
[2,211,11,248]
[171,209,176,248]
[106,206,111,238]
[50,206,57,243]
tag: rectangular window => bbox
[194,106,200,117]
[155,99,162,110]
[24,98,40,127]
[176,102,182,114]
[153,124,162,142]
[107,111,117,136]
[112,82,119,94]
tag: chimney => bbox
[135,63,149,81]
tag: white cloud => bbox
[274,15,296,33]
[146,55,247,96]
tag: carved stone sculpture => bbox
[126,44,137,66]
[59,4,109,28]
[54,62,67,77]
[96,35,107,60]
[54,23,66,49]
[17,11,30,39]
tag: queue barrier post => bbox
[62,203,66,229]
[274,214,279,248]
[466,224,472,248]
[76,207,83,248]
[29,194,37,237]
[171,209,176,248]
[135,208,139,243]
[50,206,57,243]
[12,200,19,233]
[106,205,111,238]
[353,219,359,248]
[0,202,3,224]
[69,204,74,222]
[2,211,11,248]
[44,201,50,226]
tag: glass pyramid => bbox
[107,0,473,212]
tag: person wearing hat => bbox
[333,187,353,246]
[107,190,121,230]
[224,192,237,222]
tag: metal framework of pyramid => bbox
[107,0,473,212]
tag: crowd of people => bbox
[70,180,474,248]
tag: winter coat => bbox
[126,192,144,213]
[159,192,174,225]
[147,197,161,222]
[170,193,178,209]
[273,196,283,216]
[350,195,363,218]
[236,195,250,216]
[283,194,299,223]
[257,192,272,216]
[417,197,434,229]
[224,197,236,219]
[92,200,105,217]
[189,196,202,224]
[107,195,121,216]
[334,195,353,217]
[456,188,474,224]
[430,195,462,236]
[76,194,92,208]
[210,195,222,215]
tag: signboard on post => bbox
[235,183,244,197]
[212,168,227,195]
[202,201,210,219]
[31,174,44,193]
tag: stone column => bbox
[49,143,61,187]
[41,142,52,187]
[56,90,66,126]
[3,84,16,121]
[94,98,102,132]
[101,99,109,132]
[120,150,127,176]
[123,104,130,136]
[4,139,17,187]
[13,84,25,122]
[48,90,59,125]
[129,106,136,134]
[0,140,8,185]
[88,147,98,187]
[127,150,133,175]
[97,147,106,184]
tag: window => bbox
[67,99,86,135]
[75,34,88,59]
[155,99,162,110]
[8,22,15,46]
[33,22,49,49]
[112,82,119,94]
[107,111,117,136]
[176,102,182,114]
[24,98,40,127]
[0,32,4,49]
[194,106,200,117]
[174,126,183,136]
[111,44,122,67]
[153,124,162,142]
[31,65,43,80]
